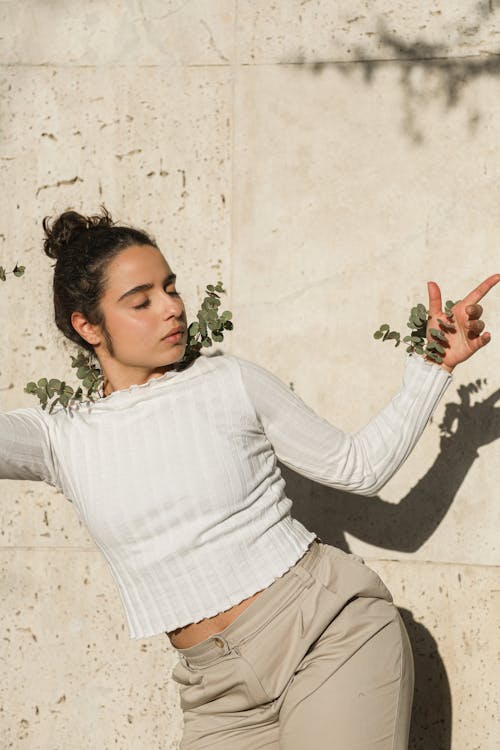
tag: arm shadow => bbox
[281,379,499,750]
[283,380,500,553]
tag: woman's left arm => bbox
[235,274,500,497]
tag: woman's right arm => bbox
[0,406,59,485]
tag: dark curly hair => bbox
[42,205,157,357]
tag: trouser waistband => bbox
[175,538,321,665]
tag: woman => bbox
[1,207,498,749]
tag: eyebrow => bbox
[117,273,177,302]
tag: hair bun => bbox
[42,206,114,261]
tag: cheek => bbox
[111,309,152,338]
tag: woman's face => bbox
[90,243,188,373]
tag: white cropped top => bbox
[0,352,452,639]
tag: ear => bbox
[71,311,102,347]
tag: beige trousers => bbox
[171,539,414,749]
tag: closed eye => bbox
[134,287,181,310]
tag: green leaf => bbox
[374,330,384,339]
[379,324,390,333]
[428,342,445,354]
[426,350,443,363]
[437,317,455,331]
[385,331,400,341]
[197,312,207,337]
[429,328,447,342]
[76,366,91,379]
[417,303,427,317]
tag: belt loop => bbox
[289,562,316,587]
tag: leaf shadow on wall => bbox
[298,2,500,143]
[280,380,499,750]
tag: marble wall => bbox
[1,1,499,748]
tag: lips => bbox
[162,326,185,339]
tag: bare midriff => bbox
[166,587,267,649]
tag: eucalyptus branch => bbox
[25,280,233,413]
[373,298,460,364]
[0,263,26,282]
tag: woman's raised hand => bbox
[426,274,500,373]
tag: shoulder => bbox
[198,352,244,374]
[222,354,284,384]
[194,353,271,393]
[1,401,66,429]
[204,352,266,381]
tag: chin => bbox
[164,347,187,365]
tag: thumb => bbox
[427,281,442,317]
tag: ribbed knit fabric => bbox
[0,352,452,639]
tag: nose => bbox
[161,289,184,318]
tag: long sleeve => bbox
[0,405,59,485]
[235,352,453,497]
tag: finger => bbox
[427,281,442,316]
[462,273,500,305]
[466,319,486,336]
[470,330,492,352]
[477,331,492,348]
[465,303,483,319]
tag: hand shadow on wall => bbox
[281,381,499,750]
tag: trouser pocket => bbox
[313,543,393,604]
[171,648,269,713]
[236,544,395,703]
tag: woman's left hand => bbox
[426,274,500,373]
